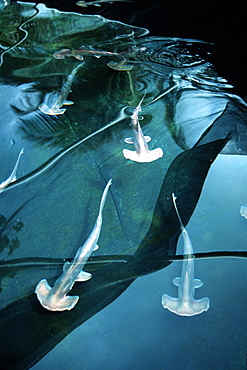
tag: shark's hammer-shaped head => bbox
[39,103,66,115]
[35,279,79,311]
[123,147,163,163]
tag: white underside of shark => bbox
[162,193,210,316]
[35,179,112,311]
[123,96,163,163]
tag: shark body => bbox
[35,179,112,311]
[162,193,210,316]
[123,96,163,163]
[39,63,84,115]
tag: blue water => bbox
[32,154,247,370]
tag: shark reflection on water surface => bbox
[35,179,112,311]
[162,193,210,316]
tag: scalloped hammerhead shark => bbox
[35,179,112,311]
[162,193,210,316]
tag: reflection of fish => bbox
[162,193,210,316]
[0,148,24,193]
[35,179,112,311]
[240,205,247,219]
[53,47,122,61]
[123,96,163,163]
[76,0,131,7]
[38,63,84,115]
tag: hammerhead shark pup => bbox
[0,148,24,193]
[35,179,112,311]
[76,0,132,8]
[162,193,210,316]
[39,63,84,115]
[123,96,163,163]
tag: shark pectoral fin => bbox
[93,244,99,251]
[194,278,203,288]
[63,100,74,106]
[75,55,84,60]
[144,135,151,143]
[161,294,179,313]
[173,277,180,287]
[35,279,51,301]
[63,261,71,272]
[76,270,92,282]
[124,137,134,144]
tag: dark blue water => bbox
[32,154,247,370]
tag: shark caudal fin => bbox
[123,147,163,163]
[35,279,79,311]
[38,103,66,115]
[162,294,210,316]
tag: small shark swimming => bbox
[162,193,210,316]
[53,47,123,61]
[76,0,132,7]
[123,96,163,163]
[0,148,24,193]
[38,63,84,115]
[35,179,112,311]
